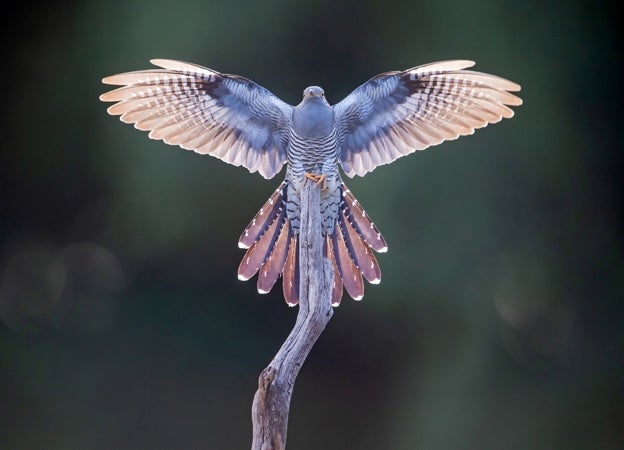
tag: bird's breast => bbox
[291,100,336,139]
[286,129,339,177]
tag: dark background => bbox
[1,1,622,449]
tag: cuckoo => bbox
[100,59,522,306]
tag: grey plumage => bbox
[101,59,292,179]
[100,59,522,306]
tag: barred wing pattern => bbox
[334,60,523,177]
[100,59,293,179]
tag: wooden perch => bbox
[251,180,334,450]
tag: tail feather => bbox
[238,182,286,249]
[238,181,386,307]
[338,210,381,284]
[332,226,365,300]
[341,183,388,253]
[237,207,285,281]
[282,235,300,306]
[324,235,344,307]
[257,220,291,294]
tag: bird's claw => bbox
[304,173,327,189]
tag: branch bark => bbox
[251,180,334,450]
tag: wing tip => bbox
[101,76,115,86]
[149,58,219,76]
[150,58,167,65]
[149,58,179,69]
[409,59,476,74]
[502,79,522,93]
[455,59,476,69]
[99,92,112,102]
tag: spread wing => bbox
[333,60,522,177]
[100,59,293,179]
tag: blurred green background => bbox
[1,0,621,449]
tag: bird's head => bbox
[303,86,326,100]
[293,85,334,137]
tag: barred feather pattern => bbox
[285,128,341,235]
[237,181,387,306]
[99,59,292,179]
[334,60,522,177]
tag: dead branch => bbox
[251,180,334,450]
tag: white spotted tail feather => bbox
[237,182,387,306]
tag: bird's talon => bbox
[304,173,327,189]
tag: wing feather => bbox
[100,59,293,179]
[334,60,522,177]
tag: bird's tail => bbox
[237,182,387,306]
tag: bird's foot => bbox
[304,173,327,190]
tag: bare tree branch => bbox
[251,180,334,450]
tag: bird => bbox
[100,59,522,307]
